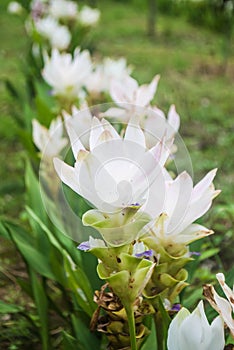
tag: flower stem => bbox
[125,304,137,350]
[154,312,166,350]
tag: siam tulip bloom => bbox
[79,6,100,27]
[54,117,171,245]
[142,169,220,248]
[204,273,234,337]
[48,0,78,20]
[7,1,23,14]
[167,301,225,350]
[86,57,132,95]
[32,117,67,158]
[42,48,92,98]
[103,74,160,121]
[35,17,71,50]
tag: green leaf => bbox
[0,300,23,314]
[71,314,101,350]
[25,205,83,268]
[64,254,95,317]
[141,318,157,350]
[3,79,21,100]
[0,220,11,239]
[34,94,54,128]
[26,206,61,252]
[157,296,171,330]
[5,221,56,280]
[29,268,50,350]
[62,331,78,350]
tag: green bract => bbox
[82,208,151,246]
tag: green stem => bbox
[154,312,165,350]
[125,304,137,350]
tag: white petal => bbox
[135,75,160,106]
[165,172,193,229]
[193,169,218,201]
[32,119,48,152]
[124,120,146,148]
[102,107,127,120]
[65,119,85,159]
[101,118,121,140]
[171,223,213,245]
[89,236,106,249]
[89,117,104,151]
[179,302,205,349]
[149,137,170,166]
[167,104,180,134]
[216,273,234,313]
[53,157,80,194]
[167,307,190,350]
[210,316,225,350]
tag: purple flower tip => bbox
[171,304,181,312]
[77,241,90,251]
[190,251,201,257]
[135,249,153,258]
[130,202,140,207]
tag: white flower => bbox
[86,57,132,95]
[49,0,78,20]
[167,301,225,350]
[79,6,100,27]
[35,17,71,50]
[54,118,172,245]
[42,48,92,98]
[7,1,23,14]
[32,117,67,157]
[103,74,160,121]
[204,273,234,337]
[142,169,220,246]
[49,25,71,51]
[54,117,170,213]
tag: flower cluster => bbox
[16,0,101,51]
